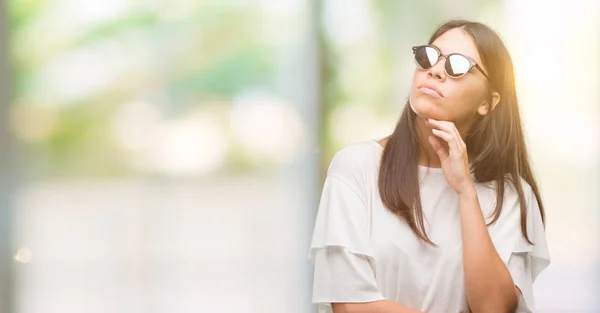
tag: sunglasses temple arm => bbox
[475,64,491,81]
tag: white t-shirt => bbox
[308,140,550,313]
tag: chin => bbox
[409,98,442,119]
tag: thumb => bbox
[428,135,448,160]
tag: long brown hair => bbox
[378,20,545,246]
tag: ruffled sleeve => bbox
[492,180,550,312]
[308,160,384,312]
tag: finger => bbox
[448,126,466,156]
[428,134,448,160]
[431,128,455,144]
[426,118,455,133]
[428,119,463,153]
[431,128,464,160]
[449,125,464,149]
[427,119,461,140]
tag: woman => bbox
[308,20,549,313]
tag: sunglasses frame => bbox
[412,45,490,81]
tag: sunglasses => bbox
[412,45,490,80]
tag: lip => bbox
[418,84,444,98]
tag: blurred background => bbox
[0,0,598,312]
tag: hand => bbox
[425,118,474,195]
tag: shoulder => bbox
[325,140,381,198]
[493,175,540,225]
[327,140,380,178]
[503,176,535,203]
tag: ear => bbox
[477,91,501,116]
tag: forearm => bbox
[332,300,424,313]
[458,188,518,312]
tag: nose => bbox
[426,56,446,81]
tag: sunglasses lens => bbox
[446,54,471,77]
[414,46,440,69]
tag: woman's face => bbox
[409,28,496,125]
